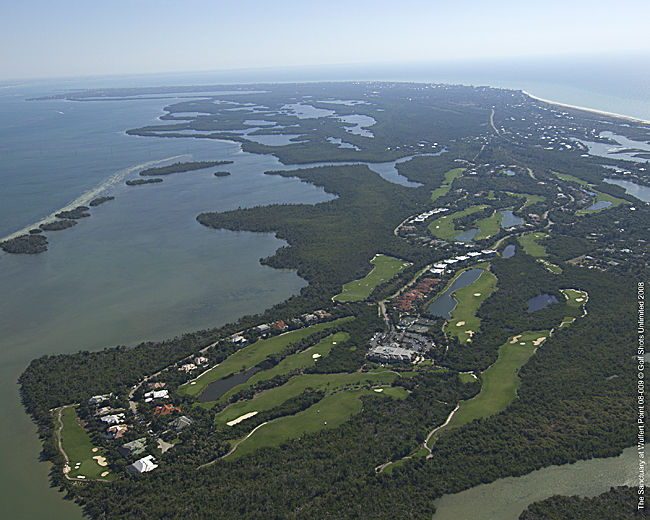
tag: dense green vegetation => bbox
[40,219,77,231]
[139,160,232,176]
[18,81,648,519]
[89,196,115,206]
[56,205,90,219]
[198,164,431,296]
[126,178,163,185]
[0,233,48,253]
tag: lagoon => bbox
[605,178,650,202]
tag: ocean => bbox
[0,56,647,519]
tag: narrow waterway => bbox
[432,446,636,519]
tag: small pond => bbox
[454,229,480,242]
[502,245,516,258]
[585,200,612,210]
[503,169,516,176]
[500,210,524,228]
[428,269,483,318]
[198,366,262,402]
[526,294,559,313]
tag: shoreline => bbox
[522,91,650,126]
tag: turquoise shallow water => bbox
[0,61,646,517]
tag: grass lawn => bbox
[474,212,502,241]
[427,205,487,240]
[214,332,350,403]
[431,168,464,202]
[506,192,546,208]
[215,371,399,427]
[60,406,113,480]
[444,269,498,343]
[225,380,408,459]
[436,330,549,437]
[561,289,588,307]
[459,373,478,383]
[518,232,548,257]
[179,317,353,398]
[334,255,409,302]
[551,171,589,185]
[538,258,562,274]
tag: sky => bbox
[1,0,649,82]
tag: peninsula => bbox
[19,81,647,519]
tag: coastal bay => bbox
[1,70,647,518]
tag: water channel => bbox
[432,446,636,520]
[604,178,650,203]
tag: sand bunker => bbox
[510,335,522,344]
[92,447,98,453]
[576,298,584,302]
[456,321,466,327]
[474,293,481,296]
[533,337,547,346]
[227,411,258,426]
[101,471,109,477]
[520,342,526,345]
[465,330,474,337]
[374,388,384,393]
[93,456,108,467]
[312,353,322,359]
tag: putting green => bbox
[518,232,548,257]
[179,317,352,398]
[215,371,399,428]
[435,330,548,437]
[474,212,503,241]
[444,269,498,344]
[60,406,113,480]
[215,332,350,403]
[334,255,409,302]
[224,380,408,459]
[431,168,464,201]
[428,205,488,240]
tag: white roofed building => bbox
[126,455,158,475]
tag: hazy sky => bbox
[2,0,649,81]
